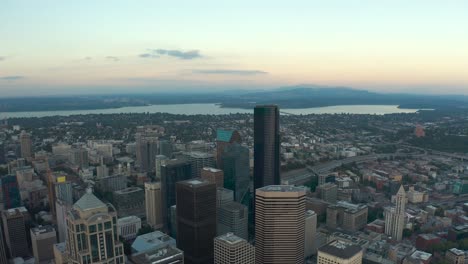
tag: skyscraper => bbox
[254,105,280,190]
[161,159,192,229]
[216,129,241,169]
[385,185,406,241]
[31,225,57,263]
[1,174,21,209]
[201,167,224,188]
[0,225,8,264]
[176,179,217,264]
[183,151,216,178]
[155,155,169,181]
[214,233,255,264]
[305,210,317,257]
[20,131,32,159]
[113,187,146,218]
[217,201,248,240]
[145,181,163,229]
[136,133,159,173]
[66,189,124,264]
[1,206,30,258]
[255,185,306,264]
[222,143,250,203]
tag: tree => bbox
[137,225,154,236]
[403,228,412,238]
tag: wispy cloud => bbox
[84,57,92,61]
[193,69,268,75]
[105,56,119,62]
[139,53,159,59]
[0,76,25,80]
[0,56,5,61]
[139,49,203,60]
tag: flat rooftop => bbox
[258,185,306,193]
[216,233,246,245]
[319,240,362,259]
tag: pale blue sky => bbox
[1,0,467,96]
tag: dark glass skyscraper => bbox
[254,105,280,190]
[222,143,250,204]
[176,179,216,264]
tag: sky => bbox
[1,0,468,96]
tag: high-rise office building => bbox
[1,206,30,258]
[217,188,234,208]
[113,187,146,218]
[1,174,21,209]
[385,185,406,241]
[201,167,224,188]
[155,155,168,181]
[326,201,368,232]
[255,185,306,264]
[222,143,250,203]
[20,131,32,159]
[318,240,363,264]
[216,129,241,169]
[217,201,248,240]
[99,174,127,193]
[305,210,317,257]
[55,179,74,205]
[0,225,7,264]
[176,179,217,264]
[214,233,255,264]
[66,189,124,264]
[31,225,57,263]
[161,159,192,229]
[159,139,173,158]
[69,148,89,168]
[183,151,216,178]
[56,199,72,243]
[317,183,338,204]
[136,132,159,173]
[254,105,280,190]
[145,182,163,229]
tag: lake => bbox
[0,104,422,118]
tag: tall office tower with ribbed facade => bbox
[20,130,32,159]
[176,179,217,264]
[145,182,163,229]
[255,185,306,264]
[0,225,6,264]
[254,105,280,190]
[1,206,30,258]
[214,233,255,264]
[66,189,124,264]
[217,201,249,240]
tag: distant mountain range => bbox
[0,85,467,112]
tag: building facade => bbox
[214,233,255,264]
[113,187,146,219]
[145,181,163,229]
[31,225,57,263]
[217,201,248,240]
[216,129,241,169]
[176,179,217,264]
[255,185,306,264]
[201,167,224,188]
[326,201,368,232]
[117,216,142,240]
[222,143,250,203]
[1,206,30,258]
[384,185,406,241]
[66,189,124,264]
[253,105,280,189]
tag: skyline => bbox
[1,0,468,96]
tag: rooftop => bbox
[31,225,55,236]
[114,187,143,194]
[216,233,246,245]
[132,231,176,253]
[74,190,107,211]
[217,129,235,142]
[319,240,362,259]
[449,248,465,256]
[117,216,141,224]
[131,245,183,264]
[3,206,28,217]
[409,250,432,261]
[184,151,214,159]
[202,167,222,173]
[258,185,306,193]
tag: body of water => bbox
[0,104,422,118]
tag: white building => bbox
[117,216,142,240]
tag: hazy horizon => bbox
[1,1,468,96]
